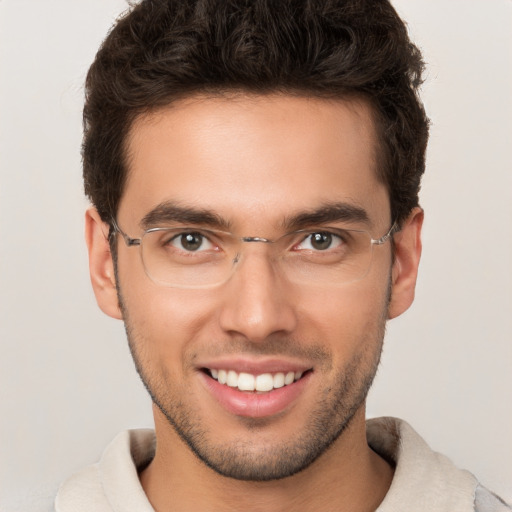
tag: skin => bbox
[86,94,423,512]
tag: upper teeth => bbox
[210,369,303,392]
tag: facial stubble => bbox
[117,281,390,482]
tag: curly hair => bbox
[83,0,429,229]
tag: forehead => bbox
[119,94,390,232]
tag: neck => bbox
[140,406,393,512]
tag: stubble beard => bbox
[118,284,389,482]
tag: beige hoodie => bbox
[56,417,510,512]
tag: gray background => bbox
[1,1,511,510]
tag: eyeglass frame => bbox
[110,217,399,288]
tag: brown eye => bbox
[169,232,213,252]
[181,233,203,251]
[310,233,333,250]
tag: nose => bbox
[218,249,298,342]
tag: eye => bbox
[169,232,214,252]
[296,231,343,251]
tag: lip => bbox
[197,358,312,418]
[196,356,311,375]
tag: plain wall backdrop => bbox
[1,1,511,510]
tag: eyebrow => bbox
[140,202,232,231]
[140,200,370,233]
[282,202,371,231]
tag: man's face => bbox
[111,95,395,480]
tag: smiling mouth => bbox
[204,368,309,393]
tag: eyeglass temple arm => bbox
[110,218,141,247]
[372,221,399,245]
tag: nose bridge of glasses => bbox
[241,236,272,243]
[230,236,280,271]
[236,236,283,260]
[228,243,284,294]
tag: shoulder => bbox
[55,429,156,512]
[368,417,511,512]
[55,463,110,512]
[475,485,512,512]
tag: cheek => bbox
[296,279,389,359]
[117,256,219,367]
[126,289,215,335]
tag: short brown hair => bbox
[83,0,429,228]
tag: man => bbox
[56,1,510,510]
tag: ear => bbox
[388,207,424,319]
[85,208,123,320]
